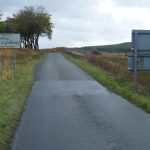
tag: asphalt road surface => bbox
[11,53,150,150]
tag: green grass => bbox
[0,55,44,150]
[64,54,150,112]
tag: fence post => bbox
[13,48,16,77]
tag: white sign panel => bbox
[0,33,20,48]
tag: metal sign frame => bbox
[128,30,150,91]
[0,33,20,77]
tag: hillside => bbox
[78,42,131,53]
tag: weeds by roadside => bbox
[65,50,150,96]
[64,53,150,113]
[0,48,44,150]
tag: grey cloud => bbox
[115,0,150,7]
[1,0,149,48]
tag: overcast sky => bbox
[1,0,150,48]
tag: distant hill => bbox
[77,42,131,53]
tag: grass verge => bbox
[64,54,150,112]
[0,55,44,150]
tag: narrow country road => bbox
[11,53,150,150]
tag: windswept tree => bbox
[0,11,4,32]
[13,6,53,49]
[0,11,2,19]
[0,21,5,33]
[3,17,17,33]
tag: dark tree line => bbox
[0,6,53,49]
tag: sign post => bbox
[128,30,150,92]
[133,31,138,92]
[0,33,20,77]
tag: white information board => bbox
[0,33,20,48]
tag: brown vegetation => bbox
[0,48,41,80]
[66,50,150,96]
